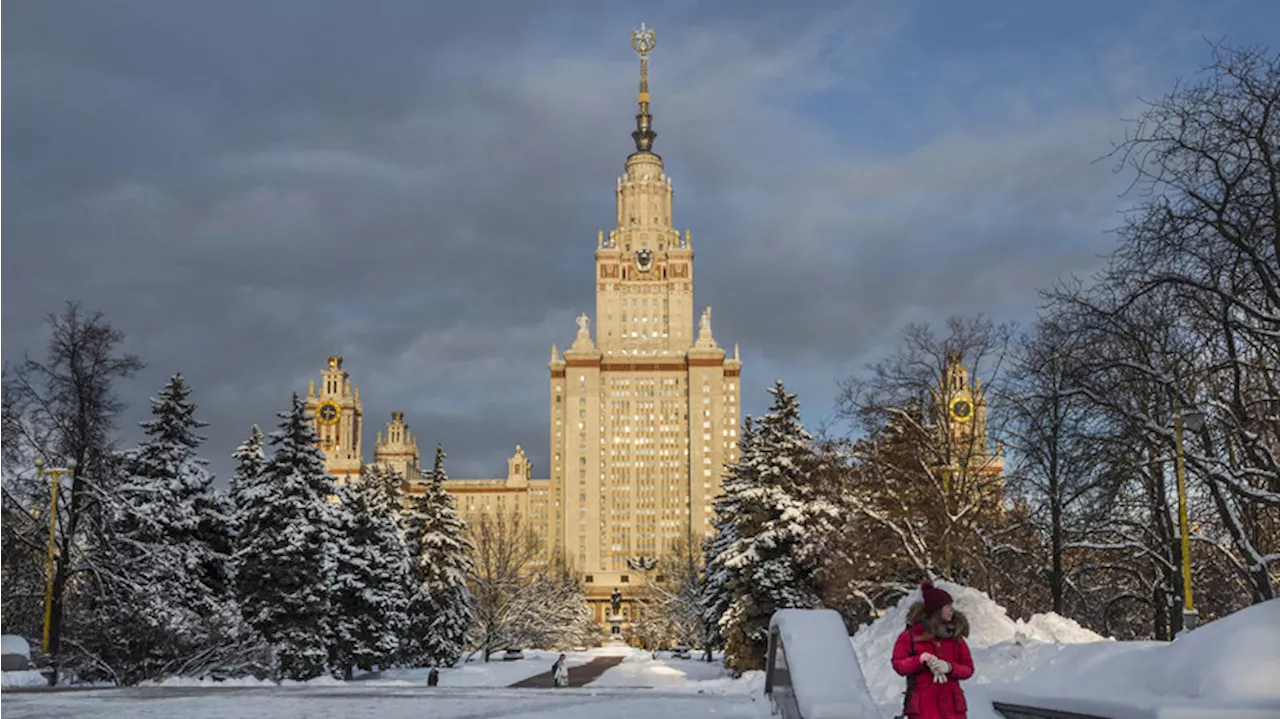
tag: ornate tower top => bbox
[630,23,657,154]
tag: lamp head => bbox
[34,458,45,470]
[67,458,78,471]
[1183,409,1206,432]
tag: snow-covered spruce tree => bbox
[236,394,336,681]
[700,416,756,658]
[327,464,413,679]
[403,444,476,667]
[713,381,838,673]
[93,374,265,684]
[227,424,266,542]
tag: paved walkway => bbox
[508,656,626,688]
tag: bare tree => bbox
[631,539,708,655]
[1108,42,1279,603]
[464,512,589,661]
[1032,44,1280,635]
[1001,319,1115,614]
[835,316,1014,583]
[1,303,143,677]
[3,375,47,632]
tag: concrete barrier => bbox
[764,609,880,718]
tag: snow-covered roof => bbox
[769,608,880,719]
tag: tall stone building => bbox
[303,24,741,634]
[546,23,741,627]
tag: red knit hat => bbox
[921,580,953,615]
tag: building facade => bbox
[304,25,740,634]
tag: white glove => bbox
[933,670,948,684]
[926,657,952,677]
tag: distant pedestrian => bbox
[427,667,439,687]
[551,653,570,687]
[891,580,974,719]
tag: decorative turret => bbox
[374,411,420,487]
[507,445,532,488]
[630,23,657,155]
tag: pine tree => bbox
[94,374,260,684]
[711,381,837,673]
[403,444,476,667]
[236,394,336,681]
[327,464,414,678]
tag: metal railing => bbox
[764,624,804,718]
[992,702,1110,719]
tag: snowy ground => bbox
[7,591,1278,718]
[1,645,768,719]
[0,685,770,719]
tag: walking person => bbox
[891,581,974,719]
[551,653,570,688]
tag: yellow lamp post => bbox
[1172,407,1204,632]
[34,457,76,655]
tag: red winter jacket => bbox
[891,621,974,719]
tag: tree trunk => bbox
[1049,481,1063,615]
[1152,581,1169,640]
[48,555,70,685]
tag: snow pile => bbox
[1152,600,1280,701]
[995,598,1280,713]
[772,608,881,718]
[143,675,277,687]
[851,580,1108,716]
[1,669,47,687]
[587,646,738,690]
[677,670,767,697]
[1,635,32,660]
[373,649,594,687]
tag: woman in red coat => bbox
[891,581,974,719]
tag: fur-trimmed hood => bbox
[904,600,970,639]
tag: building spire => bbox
[630,23,657,153]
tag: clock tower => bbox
[932,352,1004,507]
[305,355,364,483]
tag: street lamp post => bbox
[34,457,76,656]
[1172,407,1204,632]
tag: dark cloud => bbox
[4,1,1268,481]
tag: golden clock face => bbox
[317,401,341,425]
[949,397,974,423]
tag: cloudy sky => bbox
[4,0,1275,482]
